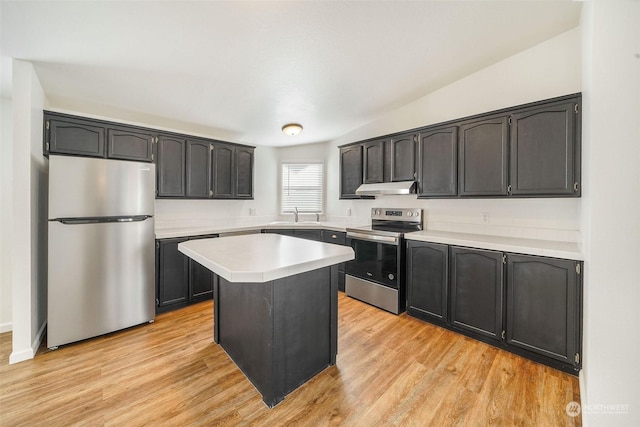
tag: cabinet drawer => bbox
[322,231,346,245]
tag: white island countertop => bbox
[178,233,355,283]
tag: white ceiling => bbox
[0,1,581,147]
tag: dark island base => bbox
[213,265,339,408]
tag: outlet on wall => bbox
[481,212,489,223]
[346,208,352,216]
[249,208,256,216]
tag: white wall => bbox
[580,1,640,425]
[9,60,48,363]
[0,97,12,332]
[325,27,583,242]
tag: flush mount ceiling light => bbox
[282,123,303,136]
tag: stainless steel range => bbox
[345,208,423,314]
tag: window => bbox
[281,163,323,214]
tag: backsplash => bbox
[334,195,581,243]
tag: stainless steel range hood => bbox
[355,181,416,196]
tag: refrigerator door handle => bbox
[57,215,152,225]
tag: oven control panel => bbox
[371,208,422,222]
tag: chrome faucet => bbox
[294,207,299,223]
[315,212,320,222]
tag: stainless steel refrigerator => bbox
[47,155,156,349]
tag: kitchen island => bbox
[178,233,354,407]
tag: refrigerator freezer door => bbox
[47,218,155,348]
[48,155,155,219]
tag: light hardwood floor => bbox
[0,293,581,426]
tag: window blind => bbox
[281,163,323,213]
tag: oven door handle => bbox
[347,231,399,246]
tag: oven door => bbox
[346,231,400,289]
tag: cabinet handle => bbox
[331,235,337,239]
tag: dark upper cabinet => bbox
[185,140,212,198]
[46,116,105,158]
[450,246,504,341]
[418,126,458,197]
[156,135,186,197]
[390,133,417,182]
[458,116,509,196]
[506,254,581,367]
[107,127,154,162]
[340,145,364,199]
[510,99,580,196]
[407,241,449,323]
[212,144,234,198]
[156,237,189,310]
[235,146,254,199]
[363,140,385,184]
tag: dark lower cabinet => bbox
[407,241,448,324]
[450,246,504,341]
[156,235,216,313]
[156,237,189,312]
[506,254,581,367]
[406,240,583,374]
[188,236,216,301]
[294,229,323,242]
[322,231,347,292]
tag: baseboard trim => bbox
[0,321,12,334]
[9,320,46,364]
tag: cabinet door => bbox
[235,146,254,198]
[506,254,580,366]
[186,140,212,198]
[418,126,458,197]
[339,145,364,198]
[450,246,504,340]
[188,235,216,301]
[510,100,579,196]
[47,116,105,157]
[407,241,448,323]
[107,128,154,162]
[390,133,416,182]
[156,135,186,197]
[294,229,323,241]
[458,116,509,196]
[363,140,385,184]
[157,238,189,309]
[212,144,234,198]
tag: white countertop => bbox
[405,230,583,261]
[178,233,355,283]
[155,221,362,239]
